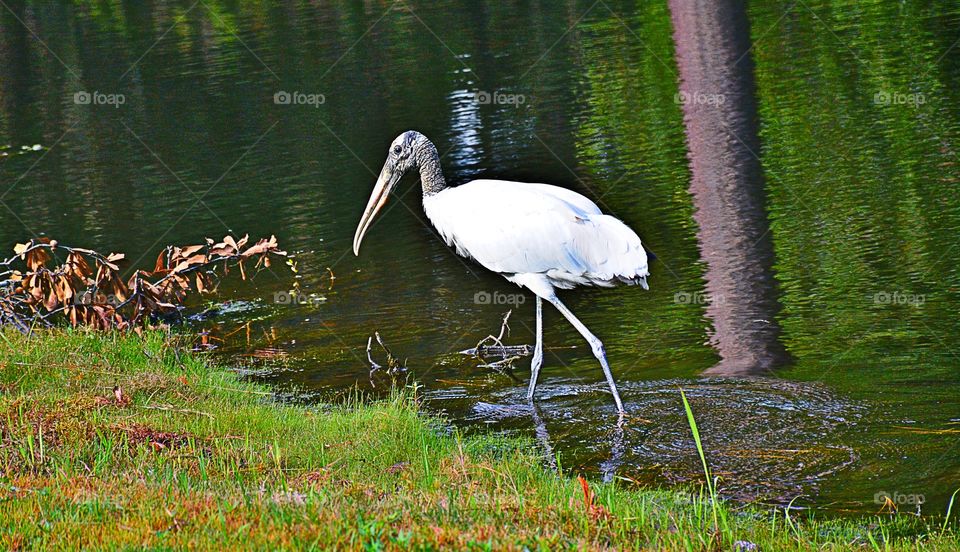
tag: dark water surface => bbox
[1,0,958,515]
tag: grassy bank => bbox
[0,330,956,550]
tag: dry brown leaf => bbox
[2,234,287,332]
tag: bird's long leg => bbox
[545,296,625,414]
[527,296,544,400]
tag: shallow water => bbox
[1,0,958,515]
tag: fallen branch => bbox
[135,404,214,419]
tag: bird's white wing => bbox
[423,179,648,289]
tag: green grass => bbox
[0,330,957,550]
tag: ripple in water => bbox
[449,378,864,506]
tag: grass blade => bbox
[944,488,960,535]
[680,388,720,536]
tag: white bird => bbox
[353,131,649,414]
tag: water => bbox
[1,0,958,515]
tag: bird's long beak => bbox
[353,161,401,255]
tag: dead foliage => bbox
[90,385,134,408]
[0,235,286,332]
[298,468,332,487]
[0,400,70,449]
[115,423,194,452]
[1,533,25,551]
[577,475,612,522]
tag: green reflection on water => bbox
[749,0,960,510]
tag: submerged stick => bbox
[464,344,534,357]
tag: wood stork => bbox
[353,131,650,414]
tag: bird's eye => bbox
[392,145,402,155]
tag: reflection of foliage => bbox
[0,235,286,332]
[748,0,960,363]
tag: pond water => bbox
[1,0,958,515]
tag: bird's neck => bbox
[415,140,446,196]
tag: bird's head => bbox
[353,130,429,255]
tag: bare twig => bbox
[366,336,382,373]
[366,331,407,386]
[460,310,533,373]
[135,404,214,419]
[479,355,524,379]
[474,310,511,355]
[375,332,400,368]
[324,267,336,290]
